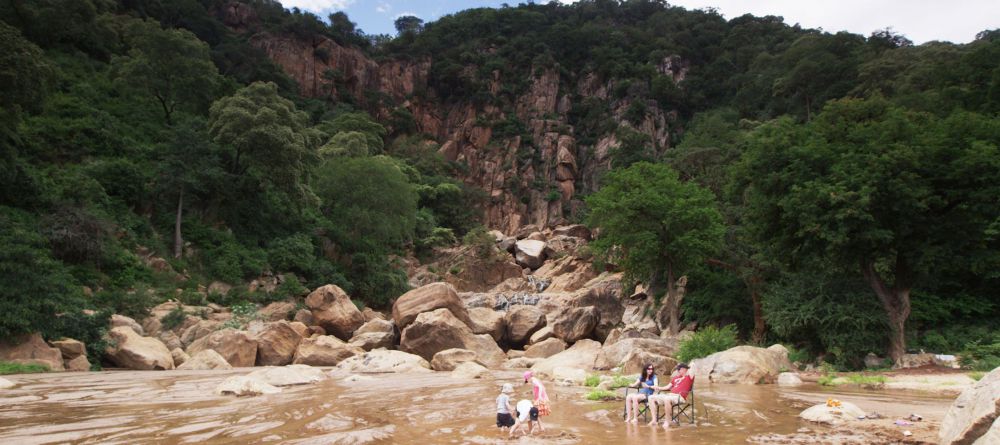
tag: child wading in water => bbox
[509,399,541,437]
[496,383,515,431]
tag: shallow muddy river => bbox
[0,369,955,444]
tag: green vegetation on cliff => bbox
[0,0,998,368]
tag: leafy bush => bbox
[160,306,187,331]
[221,302,261,330]
[177,288,206,306]
[44,309,111,370]
[273,275,309,300]
[960,336,1000,371]
[92,285,158,320]
[584,374,601,387]
[0,362,49,375]
[609,374,634,389]
[677,324,739,363]
[267,234,316,276]
[462,226,496,259]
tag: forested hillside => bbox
[1,0,998,369]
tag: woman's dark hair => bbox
[640,364,655,381]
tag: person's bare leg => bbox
[509,417,522,437]
[536,418,544,432]
[647,398,658,426]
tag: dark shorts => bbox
[515,407,539,422]
[497,413,514,427]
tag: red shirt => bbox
[669,374,693,399]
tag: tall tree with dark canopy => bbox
[586,162,725,334]
[736,97,1000,362]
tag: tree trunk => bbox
[750,279,767,344]
[173,188,184,259]
[861,261,911,363]
[666,265,680,335]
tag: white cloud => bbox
[279,0,354,12]
[376,2,391,14]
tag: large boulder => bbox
[111,314,145,336]
[0,333,64,371]
[335,349,431,373]
[259,301,297,322]
[254,321,304,366]
[689,345,793,384]
[524,338,567,359]
[348,332,395,351]
[618,350,677,375]
[177,349,232,370]
[451,361,490,379]
[215,376,280,396]
[800,401,865,425]
[596,338,678,370]
[305,285,365,340]
[180,320,221,348]
[550,306,598,343]
[354,318,395,336]
[400,308,505,368]
[187,329,257,368]
[105,327,173,370]
[391,282,472,330]
[50,339,85,360]
[292,335,362,366]
[431,348,479,371]
[504,306,546,346]
[514,240,547,269]
[502,357,537,369]
[532,257,595,293]
[0,377,14,389]
[171,348,190,367]
[528,326,556,345]
[467,307,505,342]
[246,364,325,386]
[531,339,602,375]
[158,330,183,351]
[65,355,91,372]
[939,366,1000,445]
[552,366,588,386]
[777,372,804,386]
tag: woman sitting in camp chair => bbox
[624,364,657,423]
[647,363,694,428]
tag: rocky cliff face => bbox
[221,3,678,234]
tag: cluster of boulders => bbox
[0,224,795,389]
[0,332,87,372]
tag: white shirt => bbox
[516,399,533,421]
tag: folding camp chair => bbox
[670,384,696,424]
[621,386,654,422]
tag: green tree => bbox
[113,19,222,125]
[394,15,424,35]
[208,82,321,208]
[586,162,725,334]
[736,97,1000,362]
[158,119,223,258]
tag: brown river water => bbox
[0,369,955,444]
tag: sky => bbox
[278,0,1000,44]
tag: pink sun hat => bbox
[523,370,533,382]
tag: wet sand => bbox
[0,369,956,444]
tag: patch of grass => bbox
[0,361,50,375]
[845,374,887,386]
[817,374,837,386]
[609,374,634,389]
[585,389,618,401]
[968,371,985,381]
[584,374,601,387]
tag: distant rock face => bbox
[689,345,793,384]
[939,366,1000,445]
[105,327,174,370]
[391,282,472,330]
[187,329,257,368]
[304,285,365,340]
[0,333,65,371]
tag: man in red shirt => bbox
[647,363,694,428]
